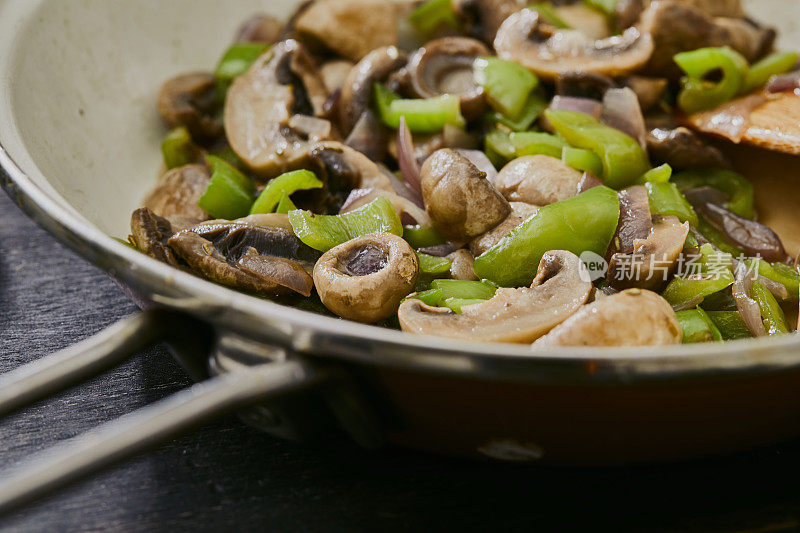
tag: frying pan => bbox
[1,0,800,514]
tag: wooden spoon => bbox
[682,92,800,156]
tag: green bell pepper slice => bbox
[510,131,565,159]
[484,128,516,167]
[374,84,465,133]
[442,297,487,314]
[529,3,571,28]
[742,51,799,94]
[645,182,699,227]
[289,197,403,252]
[473,186,620,287]
[544,109,651,189]
[404,288,444,307]
[674,46,748,114]
[706,310,754,340]
[417,252,453,277]
[488,90,548,132]
[676,308,723,343]
[276,194,298,214]
[745,259,800,300]
[408,0,459,35]
[639,163,672,185]
[403,225,446,249]
[671,168,754,219]
[583,0,618,16]
[215,42,270,93]
[198,155,256,220]
[751,281,790,335]
[431,279,498,300]
[662,244,735,308]
[250,170,323,215]
[162,126,200,170]
[474,57,539,120]
[562,146,603,176]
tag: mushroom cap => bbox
[447,249,479,281]
[339,46,408,135]
[130,208,181,267]
[143,164,211,223]
[157,73,222,140]
[224,40,329,177]
[494,9,654,80]
[533,288,682,347]
[608,215,690,291]
[453,0,526,44]
[294,0,402,62]
[311,141,395,194]
[420,148,511,242]
[398,250,593,343]
[493,155,583,205]
[404,37,490,121]
[313,233,419,323]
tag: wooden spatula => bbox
[681,92,800,156]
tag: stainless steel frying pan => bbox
[1,0,800,515]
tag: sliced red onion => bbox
[455,149,498,183]
[732,263,767,337]
[766,72,800,94]
[549,96,603,118]
[601,87,647,150]
[693,202,787,263]
[341,188,375,213]
[732,259,790,301]
[378,164,422,205]
[397,117,424,207]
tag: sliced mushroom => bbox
[453,0,526,44]
[224,40,330,177]
[608,215,690,291]
[404,37,490,120]
[157,73,222,141]
[314,233,419,323]
[608,185,652,256]
[319,59,355,95]
[130,208,181,267]
[645,117,731,169]
[339,46,407,135]
[311,141,395,194]
[398,250,593,343]
[143,164,211,223]
[533,289,682,347]
[235,14,285,43]
[294,0,402,62]
[420,149,511,242]
[640,1,774,79]
[168,223,321,296]
[345,110,388,162]
[554,3,612,40]
[494,9,654,80]
[447,249,479,281]
[493,155,583,206]
[469,202,540,256]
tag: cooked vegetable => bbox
[474,57,539,120]
[645,182,699,227]
[562,146,603,176]
[409,0,459,36]
[374,84,466,133]
[545,109,651,189]
[751,281,790,335]
[639,164,672,185]
[510,132,565,159]
[746,258,800,300]
[473,186,620,287]
[289,197,403,252]
[161,127,200,170]
[405,288,444,307]
[706,311,753,341]
[662,245,735,308]
[403,225,446,249]
[416,252,453,278]
[250,170,323,215]
[676,308,722,343]
[674,47,748,114]
[742,51,799,94]
[528,3,570,28]
[672,168,754,219]
[215,42,270,93]
[197,155,255,220]
[431,279,497,300]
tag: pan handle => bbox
[0,358,327,514]
[0,309,206,417]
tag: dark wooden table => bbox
[1,193,800,532]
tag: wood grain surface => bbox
[1,193,800,532]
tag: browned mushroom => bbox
[403,37,490,120]
[645,116,731,169]
[398,250,593,343]
[447,249,479,281]
[555,71,616,101]
[224,40,331,177]
[143,164,211,224]
[493,155,583,206]
[469,202,540,256]
[157,73,222,141]
[294,0,403,62]
[420,149,511,242]
[235,14,285,43]
[607,185,653,257]
[533,288,682,347]
[608,215,690,291]
[494,9,654,80]
[313,233,419,323]
[130,208,181,267]
[623,75,668,112]
[319,59,355,95]
[339,46,408,135]
[452,0,526,44]
[168,222,321,296]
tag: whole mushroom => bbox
[420,149,511,243]
[314,233,419,323]
[398,250,593,343]
[493,155,583,206]
[533,289,682,346]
